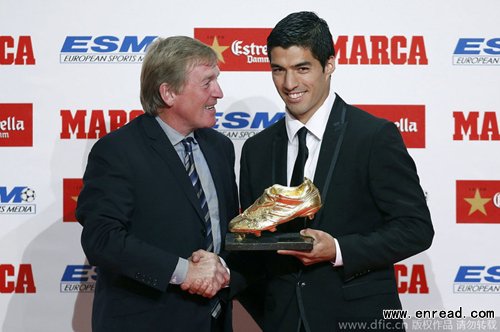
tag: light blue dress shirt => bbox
[155,117,221,284]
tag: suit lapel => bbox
[313,95,348,225]
[141,116,206,227]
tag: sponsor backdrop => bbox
[1,0,499,331]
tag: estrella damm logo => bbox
[0,103,33,147]
[356,105,426,148]
[195,28,271,71]
[456,180,500,224]
[63,179,83,222]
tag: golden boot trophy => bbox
[226,178,322,251]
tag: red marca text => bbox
[395,264,429,294]
[453,111,500,141]
[0,36,35,65]
[60,109,144,139]
[0,264,36,293]
[335,35,428,65]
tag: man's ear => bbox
[159,83,175,107]
[325,56,336,76]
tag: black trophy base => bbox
[225,232,313,251]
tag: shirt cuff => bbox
[170,258,188,284]
[219,256,231,287]
[332,238,344,266]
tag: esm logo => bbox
[60,36,157,64]
[453,38,500,65]
[454,266,500,294]
[214,112,284,140]
[0,186,36,214]
[60,265,97,293]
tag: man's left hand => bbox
[277,228,336,266]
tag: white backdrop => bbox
[1,0,499,331]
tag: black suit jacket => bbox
[233,95,434,332]
[76,114,239,332]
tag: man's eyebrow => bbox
[270,61,312,68]
[293,61,312,68]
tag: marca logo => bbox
[0,103,33,147]
[335,35,428,65]
[214,112,284,140]
[60,265,97,293]
[356,105,425,148]
[453,38,500,66]
[195,28,271,71]
[60,36,157,64]
[0,186,36,215]
[454,266,500,294]
[0,264,36,293]
[453,111,499,141]
[0,36,35,65]
[394,264,429,294]
[63,179,83,222]
[60,109,143,139]
[456,180,500,224]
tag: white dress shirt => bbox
[284,92,344,266]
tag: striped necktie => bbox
[181,138,222,319]
[181,137,213,252]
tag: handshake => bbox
[180,249,230,298]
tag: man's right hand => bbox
[180,249,229,298]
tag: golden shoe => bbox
[229,178,322,237]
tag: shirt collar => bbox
[155,116,196,146]
[285,92,336,143]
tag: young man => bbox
[236,11,434,332]
[77,36,239,332]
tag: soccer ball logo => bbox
[21,187,36,203]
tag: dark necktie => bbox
[281,127,309,233]
[181,138,213,252]
[291,127,309,186]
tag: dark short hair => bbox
[267,11,335,70]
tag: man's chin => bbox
[285,105,306,118]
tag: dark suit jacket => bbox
[76,114,239,332]
[233,95,434,332]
